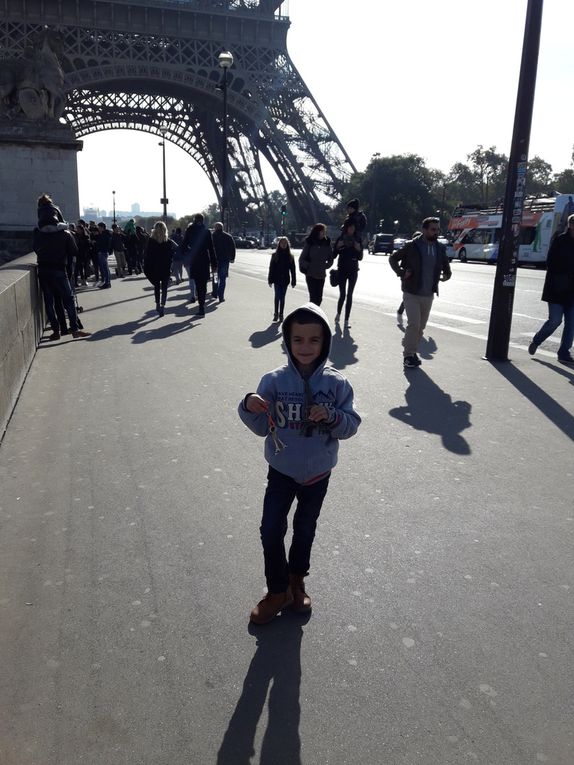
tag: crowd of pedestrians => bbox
[32,196,244,337]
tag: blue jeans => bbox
[260,466,330,593]
[217,262,229,300]
[39,269,79,333]
[98,252,111,285]
[533,302,574,358]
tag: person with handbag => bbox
[268,236,296,322]
[333,221,363,328]
[298,223,333,306]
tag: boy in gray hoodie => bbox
[238,303,361,624]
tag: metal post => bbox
[222,67,228,229]
[159,127,168,223]
[486,0,544,361]
[218,51,233,231]
[112,190,116,225]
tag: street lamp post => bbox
[218,50,233,229]
[112,190,116,225]
[158,125,168,223]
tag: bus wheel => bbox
[459,248,467,263]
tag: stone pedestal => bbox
[0,121,83,262]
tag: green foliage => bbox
[338,145,574,234]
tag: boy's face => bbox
[290,321,324,371]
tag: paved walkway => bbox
[1,267,573,765]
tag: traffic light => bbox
[281,204,287,216]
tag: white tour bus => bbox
[448,194,574,266]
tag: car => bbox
[244,236,261,249]
[233,236,251,248]
[392,237,408,252]
[368,233,395,255]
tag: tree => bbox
[525,156,553,197]
[467,145,508,206]
[340,154,439,236]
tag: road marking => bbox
[520,332,560,344]
[431,311,484,324]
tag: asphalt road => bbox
[0,263,572,765]
[234,250,555,358]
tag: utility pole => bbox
[485,0,544,361]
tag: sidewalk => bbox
[0,268,572,765]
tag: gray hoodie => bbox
[238,302,361,483]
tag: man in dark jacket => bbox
[389,216,451,368]
[182,214,217,316]
[529,214,574,364]
[212,222,236,303]
[94,222,113,289]
[33,212,90,340]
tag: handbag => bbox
[329,268,339,287]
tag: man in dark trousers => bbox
[182,213,217,317]
[389,217,451,368]
[529,213,574,364]
[212,222,236,303]
[33,197,90,340]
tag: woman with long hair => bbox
[333,221,363,328]
[144,221,176,316]
[298,223,333,306]
[268,236,296,322]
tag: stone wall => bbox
[0,122,82,229]
[0,254,44,442]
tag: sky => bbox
[76,0,574,218]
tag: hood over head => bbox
[281,302,332,375]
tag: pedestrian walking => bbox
[182,213,217,317]
[333,221,363,328]
[123,218,139,275]
[212,221,236,303]
[298,223,333,306]
[268,236,296,322]
[111,223,128,277]
[171,227,184,284]
[342,198,367,246]
[93,222,113,289]
[529,213,574,364]
[238,303,361,625]
[143,221,176,317]
[389,217,451,368]
[33,196,90,340]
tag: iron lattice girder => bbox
[0,4,356,227]
[66,88,268,219]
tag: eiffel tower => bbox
[0,0,356,231]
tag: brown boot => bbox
[289,574,312,613]
[250,590,293,625]
[72,330,91,338]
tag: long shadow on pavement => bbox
[489,360,574,441]
[532,357,574,386]
[329,323,358,369]
[217,614,309,765]
[249,323,283,349]
[389,369,472,454]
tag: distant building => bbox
[131,203,141,214]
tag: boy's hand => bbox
[245,394,269,414]
[308,404,329,423]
